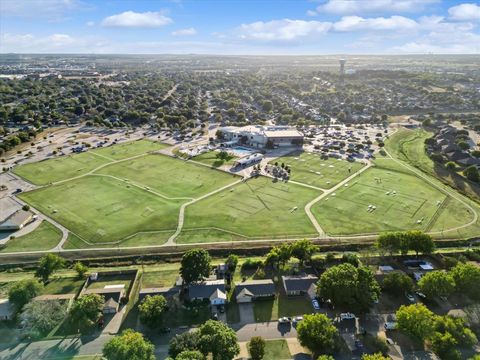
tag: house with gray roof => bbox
[188,280,226,305]
[234,279,275,303]
[282,274,318,296]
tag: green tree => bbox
[445,161,456,171]
[406,231,435,256]
[262,100,273,112]
[73,261,88,279]
[70,293,104,332]
[35,253,65,284]
[169,331,200,358]
[103,329,155,360]
[451,263,480,299]
[396,304,435,341]
[226,254,239,273]
[291,239,318,266]
[21,299,67,338]
[198,320,240,360]
[297,314,338,357]
[376,232,401,255]
[318,263,380,311]
[180,249,211,284]
[382,272,413,295]
[248,336,266,360]
[464,166,480,182]
[317,356,334,360]
[430,331,460,360]
[139,295,167,328]
[434,315,477,348]
[176,350,205,360]
[418,271,455,298]
[361,354,390,360]
[8,279,42,310]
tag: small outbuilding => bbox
[0,299,13,321]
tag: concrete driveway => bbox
[238,303,255,324]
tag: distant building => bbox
[84,285,125,314]
[219,125,303,149]
[0,210,33,231]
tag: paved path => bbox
[304,160,372,236]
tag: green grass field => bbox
[20,176,182,244]
[311,158,474,235]
[92,139,169,160]
[14,152,109,185]
[181,176,319,241]
[0,221,62,252]
[270,151,365,189]
[192,150,237,168]
[97,153,238,198]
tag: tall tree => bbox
[70,294,104,332]
[176,350,205,360]
[382,272,413,295]
[35,254,65,284]
[296,314,338,358]
[197,320,240,360]
[168,331,201,358]
[451,263,480,300]
[405,231,435,256]
[8,279,42,310]
[180,249,211,284]
[418,271,455,298]
[139,295,167,328]
[291,239,318,266]
[103,329,155,360]
[376,232,401,255]
[396,304,435,341]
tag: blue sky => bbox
[1,0,479,54]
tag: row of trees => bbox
[376,230,435,256]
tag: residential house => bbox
[188,280,226,305]
[234,279,275,303]
[282,275,318,296]
[138,287,180,302]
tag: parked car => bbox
[355,339,364,349]
[340,312,356,321]
[312,299,320,310]
[218,305,225,313]
[211,313,218,320]
[293,316,303,324]
[159,327,171,333]
[406,293,415,303]
[278,317,291,324]
[384,322,398,330]
[415,291,427,299]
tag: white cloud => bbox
[448,3,480,21]
[101,11,173,28]
[333,15,417,31]
[315,0,439,15]
[306,10,318,17]
[236,19,331,42]
[171,27,197,36]
[86,21,95,27]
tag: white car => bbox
[278,317,291,324]
[384,322,398,330]
[293,316,303,324]
[340,312,356,321]
[406,293,415,303]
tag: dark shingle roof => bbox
[234,279,275,297]
[188,280,225,300]
[282,275,318,293]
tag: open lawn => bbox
[92,139,169,160]
[311,158,474,235]
[141,267,180,288]
[192,150,236,168]
[181,176,319,241]
[0,221,62,252]
[20,176,181,243]
[270,151,365,189]
[42,277,85,295]
[97,153,238,198]
[14,152,109,185]
[261,340,292,360]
